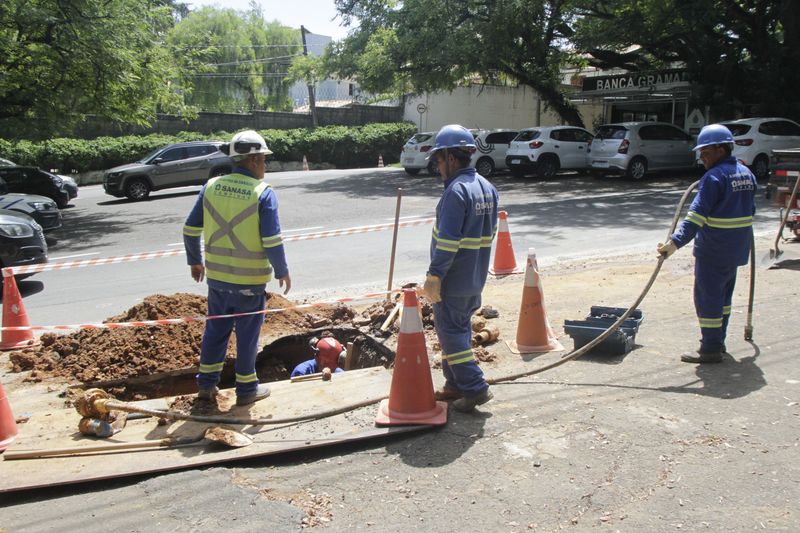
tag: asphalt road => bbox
[15,167,781,328]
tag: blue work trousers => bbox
[694,259,737,353]
[197,287,266,396]
[433,295,489,398]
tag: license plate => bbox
[592,161,609,168]
[510,159,520,165]
[404,158,415,164]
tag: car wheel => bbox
[475,157,495,177]
[751,155,769,181]
[404,167,421,176]
[626,157,648,180]
[124,178,151,201]
[537,156,559,178]
[427,160,440,176]
[210,166,230,178]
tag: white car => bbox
[400,132,438,175]
[719,117,800,180]
[470,129,519,176]
[505,126,594,178]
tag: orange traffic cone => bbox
[302,155,309,171]
[0,381,18,452]
[378,154,384,168]
[508,249,564,354]
[489,211,523,275]
[0,268,39,351]
[375,289,447,426]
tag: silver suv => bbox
[103,141,233,200]
[589,122,696,179]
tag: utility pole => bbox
[300,25,318,127]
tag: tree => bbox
[167,5,301,113]
[0,0,189,138]
[573,0,800,119]
[330,0,586,126]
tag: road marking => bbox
[283,226,324,233]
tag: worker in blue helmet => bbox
[419,124,499,412]
[657,123,756,364]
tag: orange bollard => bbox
[0,381,18,452]
[378,154,384,168]
[508,249,564,354]
[489,211,523,275]
[0,268,40,351]
[375,289,447,426]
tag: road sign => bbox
[416,103,427,114]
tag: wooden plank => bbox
[0,367,431,494]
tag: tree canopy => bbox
[0,0,189,137]
[330,0,586,126]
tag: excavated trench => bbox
[79,327,396,401]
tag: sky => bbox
[185,0,353,41]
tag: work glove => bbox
[657,240,678,259]
[421,273,442,304]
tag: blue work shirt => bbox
[290,359,344,377]
[429,167,499,296]
[184,166,289,293]
[671,156,756,266]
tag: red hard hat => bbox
[316,337,343,369]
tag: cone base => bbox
[506,338,565,355]
[0,434,16,452]
[488,266,524,276]
[0,338,40,351]
[374,399,448,426]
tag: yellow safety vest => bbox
[202,173,273,285]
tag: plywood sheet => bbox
[0,367,431,493]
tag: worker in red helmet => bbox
[291,336,346,377]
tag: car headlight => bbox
[106,172,121,179]
[28,201,54,211]
[0,223,34,237]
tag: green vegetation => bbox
[0,123,417,172]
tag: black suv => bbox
[103,141,233,201]
[0,166,71,208]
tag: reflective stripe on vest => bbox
[203,174,273,285]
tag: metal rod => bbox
[386,188,403,299]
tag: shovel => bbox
[761,173,800,268]
[2,426,253,460]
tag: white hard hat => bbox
[228,130,272,157]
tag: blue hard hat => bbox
[692,124,734,151]
[428,124,476,159]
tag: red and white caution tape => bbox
[7,218,435,275]
[1,290,403,332]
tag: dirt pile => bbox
[9,293,356,384]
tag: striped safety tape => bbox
[6,217,435,275]
[1,290,403,332]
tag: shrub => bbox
[0,123,417,173]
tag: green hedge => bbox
[0,123,417,173]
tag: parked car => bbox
[0,158,14,167]
[103,141,233,200]
[505,126,594,178]
[0,209,48,277]
[718,117,800,180]
[0,166,70,207]
[471,129,519,176]
[589,122,696,179]
[0,178,62,232]
[400,132,438,175]
[57,174,79,201]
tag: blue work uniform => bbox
[290,360,344,377]
[670,156,756,352]
[429,167,498,397]
[183,167,289,397]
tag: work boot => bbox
[452,389,493,413]
[197,385,219,401]
[680,350,723,364]
[236,383,271,406]
[434,386,462,401]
